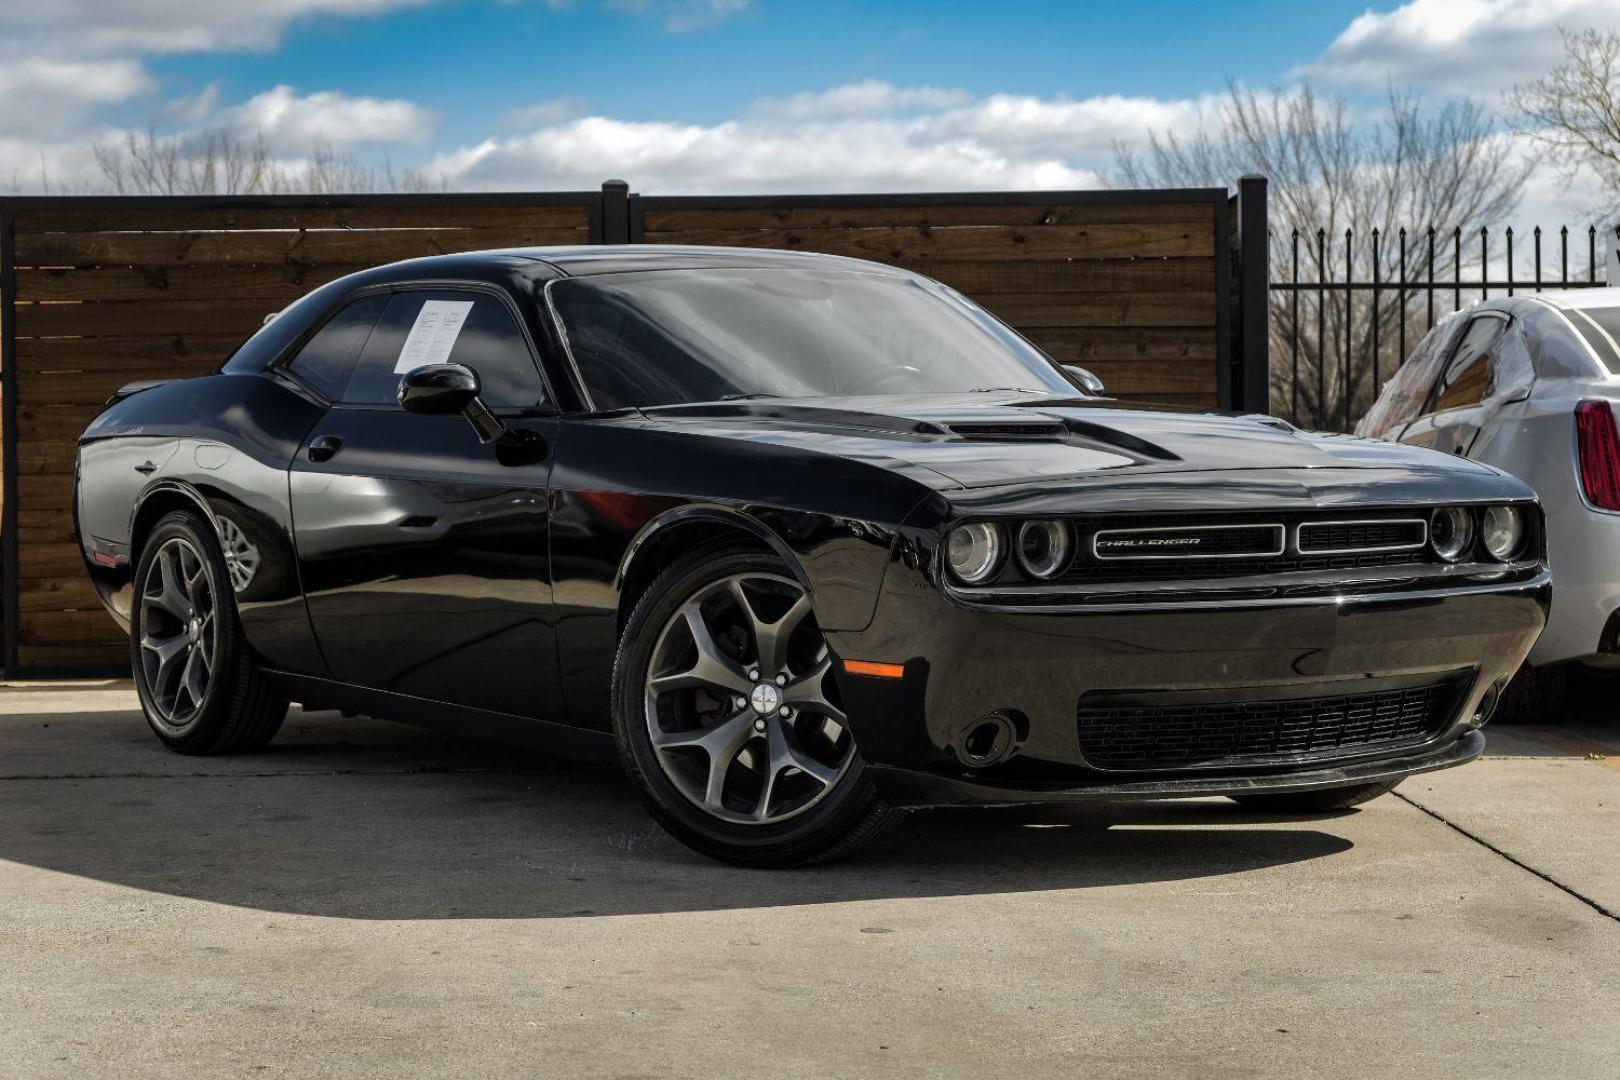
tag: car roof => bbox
[1514,287,1620,311]
[371,244,921,282]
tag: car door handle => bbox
[307,435,343,462]
[133,460,157,474]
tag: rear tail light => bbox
[1576,399,1620,511]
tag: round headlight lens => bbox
[945,523,1005,584]
[1430,507,1475,562]
[1481,505,1525,561]
[1016,519,1072,579]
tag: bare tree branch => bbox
[1117,81,1529,428]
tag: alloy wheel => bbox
[138,537,219,732]
[644,572,853,824]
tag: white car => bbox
[1358,291,1620,719]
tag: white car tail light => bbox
[1576,399,1620,511]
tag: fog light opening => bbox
[1472,679,1508,728]
[956,712,1020,768]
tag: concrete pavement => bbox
[2,682,1617,1079]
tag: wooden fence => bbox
[0,179,1267,674]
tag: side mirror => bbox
[398,363,506,443]
[1062,364,1106,395]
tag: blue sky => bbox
[2,0,1618,216]
[143,0,1366,135]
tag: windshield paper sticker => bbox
[394,299,476,374]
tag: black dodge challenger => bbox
[75,245,1550,865]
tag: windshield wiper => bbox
[967,386,1044,394]
[717,392,784,401]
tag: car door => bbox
[286,285,564,720]
[1400,312,1509,456]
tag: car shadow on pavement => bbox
[0,710,1360,920]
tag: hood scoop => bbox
[942,420,1068,442]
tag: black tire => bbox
[612,544,901,867]
[1490,662,1568,725]
[130,510,287,755]
[1229,778,1402,813]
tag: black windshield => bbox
[548,267,1079,410]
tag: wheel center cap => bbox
[187,618,199,642]
[749,682,783,716]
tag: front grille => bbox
[1093,523,1283,560]
[1076,677,1463,770]
[1055,510,1437,586]
[1298,519,1425,553]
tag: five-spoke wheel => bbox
[138,536,219,733]
[130,510,287,755]
[644,572,853,824]
[613,545,898,866]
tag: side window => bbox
[1427,316,1506,415]
[344,290,547,410]
[283,294,387,400]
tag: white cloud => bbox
[424,82,1209,192]
[1304,0,1620,94]
[749,81,974,120]
[223,85,436,151]
[503,96,591,129]
[0,0,437,56]
[607,0,750,33]
[0,58,153,134]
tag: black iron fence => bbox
[1271,223,1620,432]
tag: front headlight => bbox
[1016,519,1072,579]
[945,523,1005,584]
[1430,506,1475,562]
[1481,505,1525,561]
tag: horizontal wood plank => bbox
[1025,326,1218,364]
[16,298,285,339]
[15,645,129,673]
[644,223,1212,261]
[19,576,106,611]
[642,200,1215,231]
[15,227,587,269]
[16,203,590,234]
[18,609,129,646]
[923,257,1216,295]
[15,264,369,303]
[983,291,1216,329]
[15,334,246,372]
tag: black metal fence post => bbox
[600,179,631,244]
[1343,227,1353,431]
[1,200,16,675]
[1236,175,1269,414]
[1290,229,1300,422]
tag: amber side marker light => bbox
[842,659,906,679]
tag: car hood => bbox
[639,393,1503,490]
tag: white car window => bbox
[1428,316,1506,414]
[1357,314,1464,437]
[1564,306,1620,373]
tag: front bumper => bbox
[826,561,1549,806]
[870,729,1484,807]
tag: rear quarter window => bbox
[1565,307,1620,374]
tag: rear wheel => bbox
[612,545,900,866]
[1229,779,1402,813]
[131,510,287,755]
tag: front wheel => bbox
[611,545,900,866]
[130,510,287,755]
[1229,779,1402,813]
